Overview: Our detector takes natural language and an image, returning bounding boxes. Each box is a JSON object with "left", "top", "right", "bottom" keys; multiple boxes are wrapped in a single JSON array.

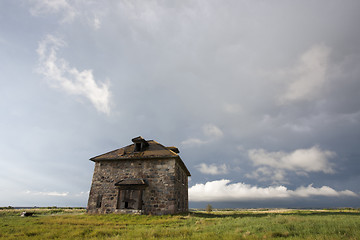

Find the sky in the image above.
[{"left": 1, "top": 0, "right": 360, "bottom": 208}]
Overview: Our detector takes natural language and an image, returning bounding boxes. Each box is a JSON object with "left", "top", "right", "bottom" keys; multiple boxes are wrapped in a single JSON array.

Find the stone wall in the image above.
[
  {"left": 174, "top": 159, "right": 189, "bottom": 212},
  {"left": 87, "top": 158, "right": 189, "bottom": 215}
]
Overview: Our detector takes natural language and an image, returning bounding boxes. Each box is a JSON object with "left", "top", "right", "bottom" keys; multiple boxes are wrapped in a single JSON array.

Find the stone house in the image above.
[{"left": 87, "top": 136, "right": 191, "bottom": 215}]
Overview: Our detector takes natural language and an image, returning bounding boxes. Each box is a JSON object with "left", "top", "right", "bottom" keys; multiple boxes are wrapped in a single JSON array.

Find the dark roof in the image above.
[{"left": 90, "top": 137, "right": 191, "bottom": 176}]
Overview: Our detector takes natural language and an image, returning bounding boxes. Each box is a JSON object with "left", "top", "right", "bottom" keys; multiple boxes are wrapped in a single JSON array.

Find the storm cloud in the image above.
[{"left": 0, "top": 0, "right": 360, "bottom": 207}]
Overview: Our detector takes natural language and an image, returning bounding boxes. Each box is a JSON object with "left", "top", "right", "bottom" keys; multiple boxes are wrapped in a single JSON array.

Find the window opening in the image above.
[
  {"left": 134, "top": 143, "right": 142, "bottom": 152},
  {"left": 96, "top": 195, "right": 102, "bottom": 208},
  {"left": 132, "top": 136, "right": 149, "bottom": 152}
]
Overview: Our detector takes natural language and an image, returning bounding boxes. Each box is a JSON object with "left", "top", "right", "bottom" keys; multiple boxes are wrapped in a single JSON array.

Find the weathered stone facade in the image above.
[{"left": 87, "top": 137, "right": 190, "bottom": 215}]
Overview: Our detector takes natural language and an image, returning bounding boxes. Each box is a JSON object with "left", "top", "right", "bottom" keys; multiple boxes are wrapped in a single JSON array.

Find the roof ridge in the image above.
[{"left": 90, "top": 139, "right": 178, "bottom": 161}]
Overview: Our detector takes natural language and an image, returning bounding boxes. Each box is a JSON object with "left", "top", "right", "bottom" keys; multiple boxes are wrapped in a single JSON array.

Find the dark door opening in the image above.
[{"left": 117, "top": 189, "right": 143, "bottom": 210}]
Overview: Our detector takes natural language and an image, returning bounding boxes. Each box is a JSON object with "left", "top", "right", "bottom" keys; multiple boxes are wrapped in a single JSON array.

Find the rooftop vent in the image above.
[{"left": 132, "top": 136, "right": 149, "bottom": 152}]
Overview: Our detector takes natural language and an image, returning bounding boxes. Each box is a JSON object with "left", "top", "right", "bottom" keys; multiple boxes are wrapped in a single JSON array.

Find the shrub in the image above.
[{"left": 206, "top": 204, "right": 212, "bottom": 213}]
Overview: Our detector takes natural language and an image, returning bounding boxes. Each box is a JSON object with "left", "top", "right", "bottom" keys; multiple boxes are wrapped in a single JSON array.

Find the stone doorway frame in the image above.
[{"left": 115, "top": 179, "right": 148, "bottom": 210}]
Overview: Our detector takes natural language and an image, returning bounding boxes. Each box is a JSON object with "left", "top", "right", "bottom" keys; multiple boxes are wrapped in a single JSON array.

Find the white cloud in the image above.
[
  {"left": 181, "top": 138, "right": 207, "bottom": 146},
  {"left": 293, "top": 185, "right": 356, "bottom": 198},
  {"left": 74, "top": 191, "right": 89, "bottom": 197},
  {"left": 196, "top": 163, "right": 228, "bottom": 175},
  {"left": 245, "top": 167, "right": 287, "bottom": 183},
  {"left": 93, "top": 16, "right": 101, "bottom": 30},
  {"left": 279, "top": 44, "right": 330, "bottom": 103},
  {"left": 181, "top": 123, "right": 223, "bottom": 147},
  {"left": 189, "top": 179, "right": 357, "bottom": 202},
  {"left": 29, "top": 0, "right": 77, "bottom": 23},
  {"left": 25, "top": 190, "right": 69, "bottom": 197},
  {"left": 223, "top": 103, "right": 243, "bottom": 114},
  {"left": 248, "top": 146, "right": 335, "bottom": 175},
  {"left": 36, "top": 34, "right": 111, "bottom": 115},
  {"left": 202, "top": 123, "right": 224, "bottom": 138},
  {"left": 283, "top": 123, "right": 311, "bottom": 133}
]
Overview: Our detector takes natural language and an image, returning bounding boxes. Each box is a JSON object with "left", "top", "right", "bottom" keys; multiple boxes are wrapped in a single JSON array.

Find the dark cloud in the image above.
[{"left": 0, "top": 0, "right": 360, "bottom": 207}]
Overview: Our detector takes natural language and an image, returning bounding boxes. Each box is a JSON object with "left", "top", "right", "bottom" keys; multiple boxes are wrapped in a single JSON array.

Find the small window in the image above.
[
  {"left": 96, "top": 195, "right": 102, "bottom": 208},
  {"left": 134, "top": 143, "right": 142, "bottom": 152}
]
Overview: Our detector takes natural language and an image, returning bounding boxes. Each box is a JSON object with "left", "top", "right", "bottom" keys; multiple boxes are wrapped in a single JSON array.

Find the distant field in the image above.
[{"left": 1, "top": 208, "right": 360, "bottom": 239}]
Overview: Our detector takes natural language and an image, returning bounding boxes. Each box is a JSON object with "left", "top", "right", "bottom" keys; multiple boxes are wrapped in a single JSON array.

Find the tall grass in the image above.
[{"left": 1, "top": 208, "right": 359, "bottom": 239}]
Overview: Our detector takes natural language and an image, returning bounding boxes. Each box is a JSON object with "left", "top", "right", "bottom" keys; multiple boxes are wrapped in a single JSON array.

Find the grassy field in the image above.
[{"left": 0, "top": 208, "right": 360, "bottom": 239}]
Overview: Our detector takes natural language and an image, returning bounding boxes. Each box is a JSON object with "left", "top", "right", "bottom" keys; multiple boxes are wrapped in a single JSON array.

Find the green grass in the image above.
[{"left": 1, "top": 208, "right": 360, "bottom": 239}]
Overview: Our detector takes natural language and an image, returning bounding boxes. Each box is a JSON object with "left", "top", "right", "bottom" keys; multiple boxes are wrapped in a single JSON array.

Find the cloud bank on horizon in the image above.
[
  {"left": 189, "top": 179, "right": 357, "bottom": 202},
  {"left": 0, "top": 0, "right": 360, "bottom": 207}
]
